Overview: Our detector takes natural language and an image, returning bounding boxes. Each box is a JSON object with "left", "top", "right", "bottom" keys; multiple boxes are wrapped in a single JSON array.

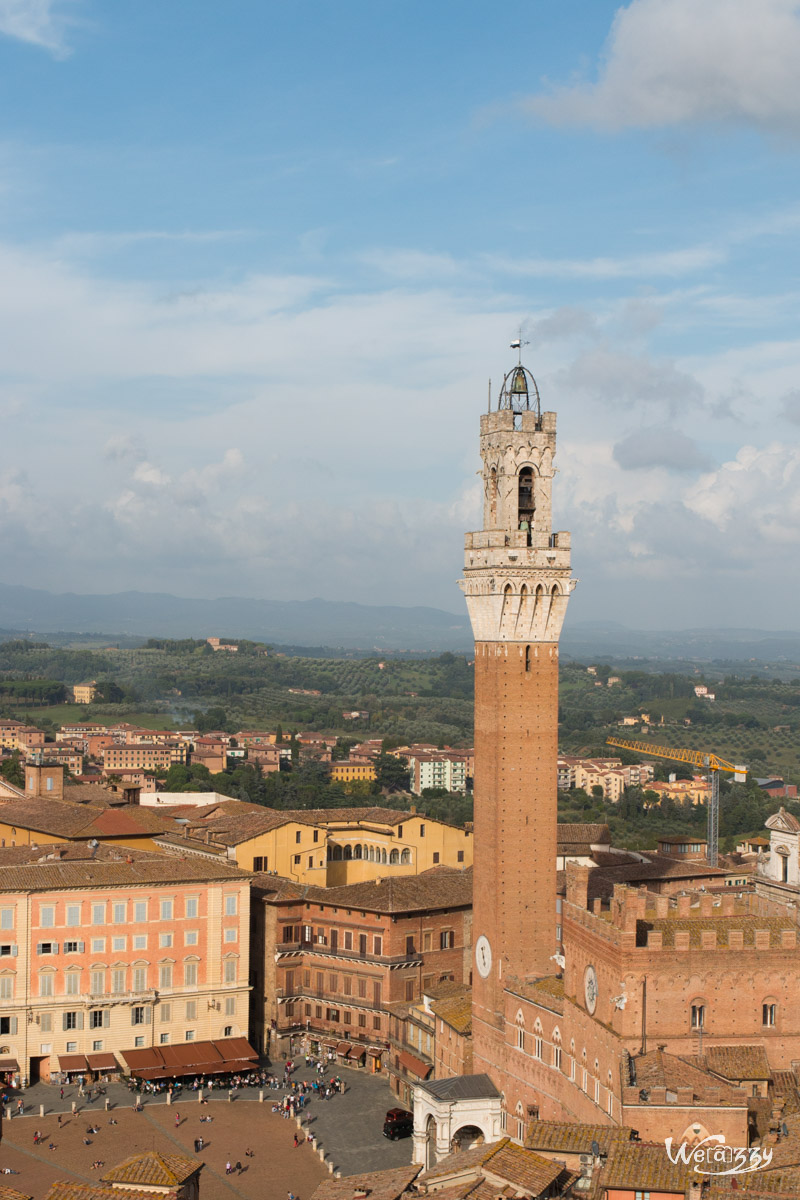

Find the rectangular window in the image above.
[
  {"left": 372, "top": 1015, "right": 381, "bottom": 1030},
  {"left": 92, "top": 1039, "right": 103, "bottom": 1051},
  {"left": 308, "top": 855, "right": 313, "bottom": 868},
  {"left": 112, "top": 902, "right": 126, "bottom": 924},
  {"left": 763, "top": 1003, "right": 776, "bottom": 1026},
  {"left": 160, "top": 1002, "right": 171, "bottom": 1022},
  {"left": 132, "top": 967, "right": 146, "bottom": 991},
  {"left": 343, "top": 975, "right": 351, "bottom": 995},
  {"left": 40, "top": 906, "right": 55, "bottom": 928},
  {"left": 112, "top": 936, "right": 126, "bottom": 952},
  {"left": 160, "top": 900, "right": 173, "bottom": 921},
  {"left": 691, "top": 1004, "right": 705, "bottom": 1029},
  {"left": 185, "top": 931, "right": 198, "bottom": 947},
  {"left": 91, "top": 938, "right": 105, "bottom": 954},
  {"left": 185, "top": 1029, "right": 195, "bottom": 1042},
  {"left": 295, "top": 830, "right": 301, "bottom": 844},
  {"left": 344, "top": 1010, "right": 351, "bottom": 1024},
  {"left": 419, "top": 824, "right": 425, "bottom": 838},
  {"left": 433, "top": 852, "right": 440, "bottom": 864},
  {"left": 405, "top": 981, "right": 415, "bottom": 1002},
  {"left": 344, "top": 931, "right": 352, "bottom": 951},
  {"left": 132, "top": 1007, "right": 145, "bottom": 1025},
  {"left": 90, "top": 970, "right": 105, "bottom": 994},
  {"left": 64, "top": 940, "right": 80, "bottom": 954},
  {"left": 40, "top": 1012, "right": 52, "bottom": 1033},
  {"left": 359, "top": 934, "right": 367, "bottom": 956},
  {"left": 159, "top": 964, "right": 173, "bottom": 989},
  {"left": 159, "top": 933, "right": 173, "bottom": 948},
  {"left": 92, "top": 904, "right": 105, "bottom": 925},
  {"left": 225, "top": 895, "right": 237, "bottom": 916},
  {"left": 225, "top": 996, "right": 235, "bottom": 1016},
  {"left": 405, "top": 935, "right": 415, "bottom": 955},
  {"left": 184, "top": 962, "right": 198, "bottom": 987},
  {"left": 358, "top": 978, "right": 366, "bottom": 998},
  {"left": 133, "top": 935, "right": 147, "bottom": 951},
  {"left": 224, "top": 928, "right": 237, "bottom": 943},
  {"left": 90, "top": 1010, "right": 105, "bottom": 1029},
  {"left": 134, "top": 1036, "right": 144, "bottom": 1048},
  {"left": 0, "top": 977, "right": 12, "bottom": 1000},
  {"left": 186, "top": 897, "right": 198, "bottom": 918},
  {"left": 224, "top": 960, "right": 236, "bottom": 983},
  {"left": 65, "top": 1040, "right": 77, "bottom": 1053},
  {"left": 0, "top": 909, "right": 13, "bottom": 930},
  {"left": 39, "top": 974, "right": 53, "bottom": 997},
  {"left": 457, "top": 850, "right": 464, "bottom": 863},
  {"left": 358, "top": 1013, "right": 366, "bottom": 1028},
  {"left": 134, "top": 901, "right": 147, "bottom": 923},
  {"left": 252, "top": 856, "right": 264, "bottom": 871},
  {"left": 373, "top": 936, "right": 382, "bottom": 956},
  {"left": 64, "top": 1011, "right": 78, "bottom": 1030},
  {"left": 439, "top": 930, "right": 454, "bottom": 949},
  {"left": 66, "top": 973, "right": 80, "bottom": 995},
  {"left": 423, "top": 932, "right": 432, "bottom": 952},
  {"left": 186, "top": 1000, "right": 196, "bottom": 1019},
  {"left": 293, "top": 855, "right": 300, "bottom": 865},
  {"left": 66, "top": 905, "right": 80, "bottom": 926},
  {"left": 112, "top": 968, "right": 125, "bottom": 993}
]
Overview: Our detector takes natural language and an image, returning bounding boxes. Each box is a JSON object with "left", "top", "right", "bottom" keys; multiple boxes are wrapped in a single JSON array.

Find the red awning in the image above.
[
  {"left": 397, "top": 1051, "right": 431, "bottom": 1079},
  {"left": 58, "top": 1054, "right": 89, "bottom": 1072},
  {"left": 214, "top": 1036, "right": 257, "bottom": 1062},
  {"left": 87, "top": 1053, "right": 118, "bottom": 1071},
  {"left": 0, "top": 1057, "right": 19, "bottom": 1072},
  {"left": 346, "top": 1045, "right": 366, "bottom": 1060},
  {"left": 120, "top": 1047, "right": 161, "bottom": 1071},
  {"left": 367, "top": 1049, "right": 382, "bottom": 1058},
  {"left": 336, "top": 1041, "right": 351, "bottom": 1056}
]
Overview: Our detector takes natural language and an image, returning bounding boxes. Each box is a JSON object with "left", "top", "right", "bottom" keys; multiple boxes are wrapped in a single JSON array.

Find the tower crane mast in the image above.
[{"left": 606, "top": 736, "right": 747, "bottom": 868}]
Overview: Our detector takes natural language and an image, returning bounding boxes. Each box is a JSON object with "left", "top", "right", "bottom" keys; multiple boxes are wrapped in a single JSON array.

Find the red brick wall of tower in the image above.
[{"left": 472, "top": 638, "right": 559, "bottom": 1077}]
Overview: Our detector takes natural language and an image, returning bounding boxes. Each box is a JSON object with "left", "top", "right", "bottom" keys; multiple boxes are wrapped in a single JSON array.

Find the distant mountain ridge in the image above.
[{"left": 1, "top": 581, "right": 800, "bottom": 660}]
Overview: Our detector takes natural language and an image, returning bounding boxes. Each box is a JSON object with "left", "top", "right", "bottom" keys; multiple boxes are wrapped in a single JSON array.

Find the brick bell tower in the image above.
[{"left": 460, "top": 352, "right": 576, "bottom": 1077}]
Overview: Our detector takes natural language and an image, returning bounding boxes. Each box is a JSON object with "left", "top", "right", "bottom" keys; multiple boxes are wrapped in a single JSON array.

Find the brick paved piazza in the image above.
[{"left": 0, "top": 1067, "right": 414, "bottom": 1197}]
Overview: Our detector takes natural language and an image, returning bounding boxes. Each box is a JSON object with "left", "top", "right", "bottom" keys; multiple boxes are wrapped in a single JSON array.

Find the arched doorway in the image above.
[
  {"left": 451, "top": 1124, "right": 484, "bottom": 1153},
  {"left": 425, "top": 1114, "right": 437, "bottom": 1169}
]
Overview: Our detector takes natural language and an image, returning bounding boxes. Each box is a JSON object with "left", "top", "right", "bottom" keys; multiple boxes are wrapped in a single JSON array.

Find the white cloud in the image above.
[
  {"left": 0, "top": 0, "right": 75, "bottom": 55},
  {"left": 487, "top": 244, "right": 725, "bottom": 279},
  {"left": 523, "top": 0, "right": 800, "bottom": 134}
]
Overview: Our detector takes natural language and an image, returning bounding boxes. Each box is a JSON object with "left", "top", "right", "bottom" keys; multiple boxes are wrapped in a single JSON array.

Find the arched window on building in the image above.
[
  {"left": 389, "top": 849, "right": 399, "bottom": 864},
  {"left": 533, "top": 1018, "right": 543, "bottom": 1061},
  {"left": 690, "top": 999, "right": 705, "bottom": 1029},
  {"left": 552, "top": 1027, "right": 562, "bottom": 1071},
  {"left": 569, "top": 1039, "right": 576, "bottom": 1081},
  {"left": 500, "top": 1092, "right": 507, "bottom": 1133},
  {"left": 515, "top": 1010, "right": 525, "bottom": 1052},
  {"left": 607, "top": 1071, "right": 614, "bottom": 1117},
  {"left": 762, "top": 998, "right": 778, "bottom": 1027},
  {"left": 515, "top": 1101, "right": 525, "bottom": 1143},
  {"left": 400, "top": 849, "right": 411, "bottom": 865}
]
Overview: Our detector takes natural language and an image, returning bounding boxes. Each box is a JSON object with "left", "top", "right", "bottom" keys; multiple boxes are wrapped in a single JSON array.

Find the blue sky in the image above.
[{"left": 3, "top": 0, "right": 800, "bottom": 631}]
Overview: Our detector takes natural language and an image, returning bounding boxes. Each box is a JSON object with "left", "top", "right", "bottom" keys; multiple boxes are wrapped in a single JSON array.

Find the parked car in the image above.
[{"left": 383, "top": 1107, "right": 413, "bottom": 1140}]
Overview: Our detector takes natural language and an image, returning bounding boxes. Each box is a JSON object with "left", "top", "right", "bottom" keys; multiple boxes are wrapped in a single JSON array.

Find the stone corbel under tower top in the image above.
[{"left": 459, "top": 360, "right": 577, "bottom": 644}]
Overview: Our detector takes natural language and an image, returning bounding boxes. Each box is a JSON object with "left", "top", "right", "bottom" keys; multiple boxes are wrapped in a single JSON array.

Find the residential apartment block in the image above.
[
  {"left": 0, "top": 844, "right": 252, "bottom": 1086},
  {"left": 251, "top": 867, "right": 472, "bottom": 1064}
]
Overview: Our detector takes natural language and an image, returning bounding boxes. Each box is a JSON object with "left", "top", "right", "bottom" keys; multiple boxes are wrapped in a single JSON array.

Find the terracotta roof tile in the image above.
[
  {"left": 430, "top": 986, "right": 472, "bottom": 1034},
  {"left": 308, "top": 1163, "right": 421, "bottom": 1200},
  {"left": 44, "top": 1186, "right": 177, "bottom": 1200},
  {"left": 694, "top": 1045, "right": 771, "bottom": 1081},
  {"left": 101, "top": 1150, "right": 199, "bottom": 1187},
  {"left": 417, "top": 1142, "right": 498, "bottom": 1182},
  {"left": 0, "top": 855, "right": 249, "bottom": 892},
  {"left": 600, "top": 1143, "right": 695, "bottom": 1192},
  {"left": 480, "top": 1140, "right": 567, "bottom": 1193},
  {"left": 628, "top": 1049, "right": 745, "bottom": 1105},
  {"left": 524, "top": 1120, "right": 635, "bottom": 1154},
  {"left": 0, "top": 1186, "right": 33, "bottom": 1200}
]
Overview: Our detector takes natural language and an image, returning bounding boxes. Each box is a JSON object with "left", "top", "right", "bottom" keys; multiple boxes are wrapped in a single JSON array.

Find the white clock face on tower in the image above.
[
  {"left": 584, "top": 964, "right": 598, "bottom": 1015},
  {"left": 475, "top": 935, "right": 492, "bottom": 979}
]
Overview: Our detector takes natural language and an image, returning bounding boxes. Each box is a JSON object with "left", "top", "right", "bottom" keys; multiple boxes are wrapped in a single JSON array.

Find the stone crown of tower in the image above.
[{"left": 459, "top": 354, "right": 577, "bottom": 644}]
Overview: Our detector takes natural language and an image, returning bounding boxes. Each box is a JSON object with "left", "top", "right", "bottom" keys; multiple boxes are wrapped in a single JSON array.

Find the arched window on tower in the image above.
[
  {"left": 489, "top": 466, "right": 498, "bottom": 526},
  {"left": 518, "top": 467, "right": 534, "bottom": 544},
  {"left": 525, "top": 645, "right": 531, "bottom": 673}
]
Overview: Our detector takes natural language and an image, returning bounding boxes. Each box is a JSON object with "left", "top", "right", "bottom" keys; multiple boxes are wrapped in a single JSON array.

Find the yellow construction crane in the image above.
[{"left": 606, "top": 737, "right": 747, "bottom": 867}]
